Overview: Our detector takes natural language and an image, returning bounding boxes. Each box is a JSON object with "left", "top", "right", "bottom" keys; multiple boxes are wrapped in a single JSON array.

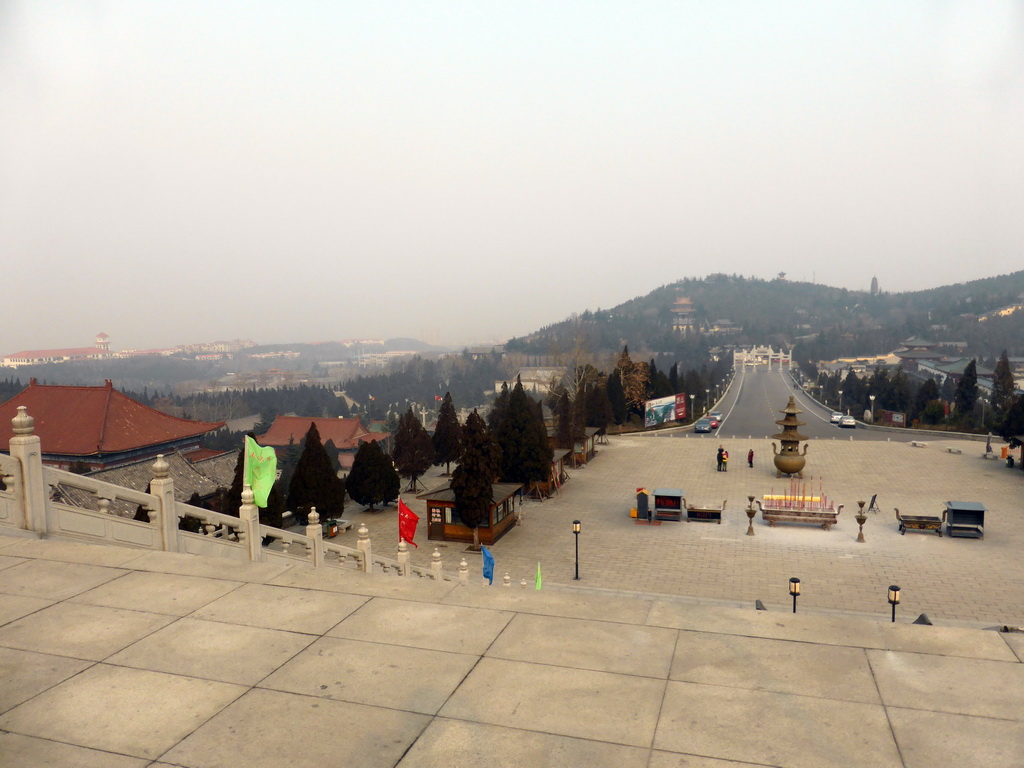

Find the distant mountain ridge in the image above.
[{"left": 506, "top": 271, "right": 1024, "bottom": 364}]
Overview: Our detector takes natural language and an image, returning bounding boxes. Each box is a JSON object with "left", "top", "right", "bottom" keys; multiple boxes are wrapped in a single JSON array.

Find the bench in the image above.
[
  {"left": 895, "top": 508, "right": 944, "bottom": 536},
  {"left": 946, "top": 447, "right": 962, "bottom": 454},
  {"left": 760, "top": 505, "right": 842, "bottom": 531},
  {"left": 981, "top": 452, "right": 999, "bottom": 460},
  {"left": 910, "top": 441, "right": 928, "bottom": 448}
]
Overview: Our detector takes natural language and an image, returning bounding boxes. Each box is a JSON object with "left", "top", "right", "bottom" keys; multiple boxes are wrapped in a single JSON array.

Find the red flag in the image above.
[
  {"left": 434, "top": 395, "right": 442, "bottom": 401},
  {"left": 398, "top": 498, "right": 419, "bottom": 547}
]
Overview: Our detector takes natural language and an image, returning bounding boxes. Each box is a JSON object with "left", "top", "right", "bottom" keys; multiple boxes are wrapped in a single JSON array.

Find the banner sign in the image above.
[{"left": 644, "top": 393, "right": 688, "bottom": 427}]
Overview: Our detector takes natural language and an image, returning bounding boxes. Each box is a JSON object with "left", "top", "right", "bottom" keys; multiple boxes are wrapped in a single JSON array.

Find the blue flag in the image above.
[{"left": 481, "top": 546, "right": 494, "bottom": 585}]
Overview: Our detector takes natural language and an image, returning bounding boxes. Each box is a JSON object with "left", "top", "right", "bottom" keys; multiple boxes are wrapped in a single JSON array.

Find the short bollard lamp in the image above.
[
  {"left": 572, "top": 520, "right": 581, "bottom": 580},
  {"left": 888, "top": 585, "right": 901, "bottom": 623},
  {"left": 789, "top": 577, "right": 801, "bottom": 613}
]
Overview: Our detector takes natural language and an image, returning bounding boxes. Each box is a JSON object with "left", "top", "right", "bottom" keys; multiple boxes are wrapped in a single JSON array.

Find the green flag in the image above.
[
  {"left": 244, "top": 435, "right": 277, "bottom": 508},
  {"left": 535, "top": 562, "right": 542, "bottom": 590}
]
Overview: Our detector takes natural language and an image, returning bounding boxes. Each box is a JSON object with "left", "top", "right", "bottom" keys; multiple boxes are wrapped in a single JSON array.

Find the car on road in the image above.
[
  {"left": 829, "top": 411, "right": 843, "bottom": 423},
  {"left": 709, "top": 411, "right": 723, "bottom": 422},
  {"left": 694, "top": 418, "right": 712, "bottom": 433},
  {"left": 708, "top": 417, "right": 720, "bottom": 428},
  {"left": 839, "top": 415, "right": 856, "bottom": 428}
]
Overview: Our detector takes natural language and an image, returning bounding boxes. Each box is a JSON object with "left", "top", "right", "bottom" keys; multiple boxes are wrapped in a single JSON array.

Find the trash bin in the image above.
[
  {"left": 324, "top": 520, "right": 339, "bottom": 538},
  {"left": 1007, "top": 457, "right": 1015, "bottom": 469}
]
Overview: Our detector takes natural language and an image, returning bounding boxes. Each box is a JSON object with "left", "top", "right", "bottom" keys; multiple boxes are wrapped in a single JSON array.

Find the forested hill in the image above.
[{"left": 505, "top": 271, "right": 1024, "bottom": 365}]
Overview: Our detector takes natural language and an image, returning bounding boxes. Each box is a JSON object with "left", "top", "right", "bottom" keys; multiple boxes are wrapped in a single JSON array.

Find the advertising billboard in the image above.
[{"left": 644, "top": 393, "right": 688, "bottom": 428}]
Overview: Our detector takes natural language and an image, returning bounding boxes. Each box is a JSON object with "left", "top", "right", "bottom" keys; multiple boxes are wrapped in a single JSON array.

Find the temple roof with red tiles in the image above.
[
  {"left": 258, "top": 415, "right": 387, "bottom": 451},
  {"left": 0, "top": 380, "right": 223, "bottom": 457}
]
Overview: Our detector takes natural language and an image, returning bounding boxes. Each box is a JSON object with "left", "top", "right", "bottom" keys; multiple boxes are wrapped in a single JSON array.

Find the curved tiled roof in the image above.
[
  {"left": 258, "top": 415, "right": 386, "bottom": 451},
  {"left": 0, "top": 380, "right": 223, "bottom": 456}
]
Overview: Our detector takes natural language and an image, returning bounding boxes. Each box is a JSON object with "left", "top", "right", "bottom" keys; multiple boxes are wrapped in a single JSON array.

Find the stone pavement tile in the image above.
[
  {"left": 868, "top": 650, "right": 1024, "bottom": 720},
  {"left": 125, "top": 550, "right": 292, "bottom": 582},
  {"left": 0, "top": 664, "right": 245, "bottom": 760},
  {"left": 648, "top": 752, "right": 777, "bottom": 768},
  {"left": 647, "top": 602, "right": 886, "bottom": 649},
  {"left": 191, "top": 582, "right": 368, "bottom": 634},
  {"left": 328, "top": 597, "right": 513, "bottom": 654},
  {"left": 880, "top": 622, "right": 1020, "bottom": 661},
  {"left": 888, "top": 707, "right": 1024, "bottom": 768},
  {"left": 162, "top": 688, "right": 430, "bottom": 768},
  {"left": 69, "top": 571, "right": 244, "bottom": 616},
  {"left": 0, "top": 646, "right": 92, "bottom": 714},
  {"left": 670, "top": 631, "right": 880, "bottom": 704},
  {"left": 0, "top": 559, "right": 127, "bottom": 600},
  {"left": 0, "top": 537, "right": 149, "bottom": 567},
  {"left": 268, "top": 565, "right": 458, "bottom": 601},
  {"left": 654, "top": 681, "right": 902, "bottom": 768},
  {"left": 395, "top": 718, "right": 651, "bottom": 768},
  {"left": 0, "top": 534, "right": 21, "bottom": 549},
  {"left": 0, "top": 731, "right": 149, "bottom": 767},
  {"left": 439, "top": 657, "right": 665, "bottom": 748},
  {"left": 0, "top": 593, "right": 52, "bottom": 625},
  {"left": 998, "top": 631, "right": 1024, "bottom": 663},
  {"left": 443, "top": 586, "right": 653, "bottom": 625},
  {"left": 260, "top": 636, "right": 477, "bottom": 715},
  {"left": 485, "top": 613, "right": 677, "bottom": 678},
  {"left": 0, "top": 553, "right": 28, "bottom": 571},
  {"left": 107, "top": 618, "right": 314, "bottom": 686},
  {"left": 0, "top": 602, "right": 174, "bottom": 660}
]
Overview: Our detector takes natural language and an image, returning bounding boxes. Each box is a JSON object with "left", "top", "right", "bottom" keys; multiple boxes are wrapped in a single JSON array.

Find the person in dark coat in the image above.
[
  {"left": 716, "top": 446, "right": 724, "bottom": 471},
  {"left": 747, "top": 448, "right": 754, "bottom": 468}
]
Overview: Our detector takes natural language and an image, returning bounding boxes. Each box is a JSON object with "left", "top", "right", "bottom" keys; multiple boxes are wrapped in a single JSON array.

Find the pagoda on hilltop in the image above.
[{"left": 771, "top": 395, "right": 809, "bottom": 478}]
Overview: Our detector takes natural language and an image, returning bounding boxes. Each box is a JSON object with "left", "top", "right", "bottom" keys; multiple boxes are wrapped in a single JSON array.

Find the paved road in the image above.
[{"left": 671, "top": 365, "right": 960, "bottom": 444}]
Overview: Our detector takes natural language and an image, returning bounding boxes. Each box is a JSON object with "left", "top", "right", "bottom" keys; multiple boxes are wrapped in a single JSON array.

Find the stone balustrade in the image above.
[{"left": 0, "top": 406, "right": 456, "bottom": 581}]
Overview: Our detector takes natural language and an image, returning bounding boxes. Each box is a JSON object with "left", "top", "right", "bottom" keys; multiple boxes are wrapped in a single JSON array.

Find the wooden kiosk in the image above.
[{"left": 419, "top": 482, "right": 523, "bottom": 545}]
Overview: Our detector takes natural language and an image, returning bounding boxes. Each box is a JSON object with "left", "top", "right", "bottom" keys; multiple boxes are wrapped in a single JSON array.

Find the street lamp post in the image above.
[
  {"left": 868, "top": 394, "right": 875, "bottom": 422},
  {"left": 689, "top": 393, "right": 695, "bottom": 420},
  {"left": 572, "top": 520, "right": 581, "bottom": 580},
  {"left": 888, "top": 585, "right": 900, "bottom": 622},
  {"left": 838, "top": 389, "right": 844, "bottom": 413},
  {"left": 789, "top": 578, "right": 801, "bottom": 613},
  {"left": 705, "top": 388, "right": 710, "bottom": 412}
]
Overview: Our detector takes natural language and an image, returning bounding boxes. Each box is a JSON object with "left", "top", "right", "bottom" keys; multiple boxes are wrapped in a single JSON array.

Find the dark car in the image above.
[{"left": 695, "top": 418, "right": 712, "bottom": 433}]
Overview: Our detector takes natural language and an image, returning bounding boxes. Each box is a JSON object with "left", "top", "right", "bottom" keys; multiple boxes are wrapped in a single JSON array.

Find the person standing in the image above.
[
  {"left": 747, "top": 448, "right": 754, "bottom": 468},
  {"left": 716, "top": 446, "right": 724, "bottom": 472},
  {"left": 722, "top": 449, "right": 729, "bottom": 471}
]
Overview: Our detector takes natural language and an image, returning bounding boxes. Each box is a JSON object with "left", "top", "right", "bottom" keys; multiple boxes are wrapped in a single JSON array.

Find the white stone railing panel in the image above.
[
  {"left": 48, "top": 501, "right": 159, "bottom": 549},
  {"left": 260, "top": 526, "right": 316, "bottom": 565},
  {"left": 322, "top": 541, "right": 365, "bottom": 571},
  {"left": 0, "top": 489, "right": 19, "bottom": 528},
  {"left": 43, "top": 466, "right": 158, "bottom": 509},
  {"left": 177, "top": 529, "right": 245, "bottom": 559}
]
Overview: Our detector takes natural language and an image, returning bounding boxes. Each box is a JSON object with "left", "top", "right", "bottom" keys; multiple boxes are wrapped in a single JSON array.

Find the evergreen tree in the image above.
[
  {"left": 992, "top": 350, "right": 1015, "bottom": 414},
  {"left": 451, "top": 410, "right": 501, "bottom": 551},
  {"left": 584, "top": 379, "right": 613, "bottom": 434},
  {"left": 954, "top": 360, "right": 979, "bottom": 419},
  {"left": 999, "top": 394, "right": 1024, "bottom": 444},
  {"left": 497, "top": 379, "right": 553, "bottom": 493},
  {"left": 668, "top": 362, "right": 679, "bottom": 394},
  {"left": 322, "top": 439, "right": 341, "bottom": 474},
  {"left": 346, "top": 439, "right": 400, "bottom": 509},
  {"left": 487, "top": 382, "right": 510, "bottom": 432},
  {"left": 914, "top": 378, "right": 940, "bottom": 420},
  {"left": 555, "top": 390, "right": 572, "bottom": 448},
  {"left": 392, "top": 407, "right": 435, "bottom": 492},
  {"left": 287, "top": 423, "right": 346, "bottom": 524},
  {"left": 606, "top": 369, "right": 627, "bottom": 425},
  {"left": 432, "top": 392, "right": 463, "bottom": 474}
]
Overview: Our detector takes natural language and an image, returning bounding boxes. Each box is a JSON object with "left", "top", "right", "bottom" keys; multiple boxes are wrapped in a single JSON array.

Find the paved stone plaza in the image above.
[
  {"left": 353, "top": 432, "right": 1024, "bottom": 627},
  {"left": 2, "top": 533, "right": 1024, "bottom": 767}
]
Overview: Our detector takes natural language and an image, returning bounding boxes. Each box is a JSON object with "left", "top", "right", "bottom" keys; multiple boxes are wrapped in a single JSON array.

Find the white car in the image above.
[
  {"left": 839, "top": 415, "right": 856, "bottom": 428},
  {"left": 829, "top": 411, "right": 843, "bottom": 423}
]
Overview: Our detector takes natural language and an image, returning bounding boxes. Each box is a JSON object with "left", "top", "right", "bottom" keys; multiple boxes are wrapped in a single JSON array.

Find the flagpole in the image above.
[{"left": 242, "top": 433, "right": 249, "bottom": 494}]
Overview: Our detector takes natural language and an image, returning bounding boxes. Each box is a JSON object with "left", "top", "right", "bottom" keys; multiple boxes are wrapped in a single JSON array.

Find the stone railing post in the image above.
[
  {"left": 304, "top": 507, "right": 323, "bottom": 567},
  {"left": 356, "top": 524, "right": 372, "bottom": 573},
  {"left": 8, "top": 407, "right": 48, "bottom": 535},
  {"left": 239, "top": 485, "right": 263, "bottom": 562},
  {"left": 502, "top": 573, "right": 511, "bottom": 587},
  {"left": 149, "top": 454, "right": 178, "bottom": 552},
  {"left": 431, "top": 548, "right": 443, "bottom": 580},
  {"left": 458, "top": 558, "right": 468, "bottom": 584},
  {"left": 397, "top": 539, "right": 410, "bottom": 576}
]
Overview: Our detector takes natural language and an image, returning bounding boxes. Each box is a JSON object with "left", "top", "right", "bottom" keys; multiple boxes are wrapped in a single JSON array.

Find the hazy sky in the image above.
[{"left": 2, "top": 2, "right": 1023, "bottom": 352}]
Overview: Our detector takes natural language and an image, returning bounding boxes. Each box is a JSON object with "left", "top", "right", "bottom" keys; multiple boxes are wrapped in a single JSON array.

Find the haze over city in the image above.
[{"left": 3, "top": 1, "right": 1023, "bottom": 352}]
